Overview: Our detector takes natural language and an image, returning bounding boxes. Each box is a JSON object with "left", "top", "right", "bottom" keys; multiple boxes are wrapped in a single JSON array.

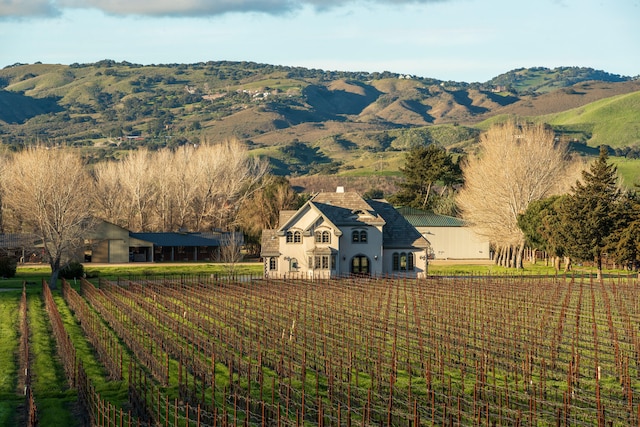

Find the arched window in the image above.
[
  {"left": 315, "top": 230, "right": 331, "bottom": 243},
  {"left": 400, "top": 252, "right": 407, "bottom": 270},
  {"left": 407, "top": 252, "right": 415, "bottom": 271},
  {"left": 287, "top": 230, "right": 302, "bottom": 244},
  {"left": 392, "top": 253, "right": 400, "bottom": 271}
]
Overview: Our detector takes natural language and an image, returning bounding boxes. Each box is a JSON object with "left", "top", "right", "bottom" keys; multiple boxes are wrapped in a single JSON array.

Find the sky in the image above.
[{"left": 0, "top": 0, "right": 638, "bottom": 83}]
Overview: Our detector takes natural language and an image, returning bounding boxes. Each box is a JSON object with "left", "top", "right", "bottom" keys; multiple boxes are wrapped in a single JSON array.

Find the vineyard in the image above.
[{"left": 6, "top": 273, "right": 640, "bottom": 426}]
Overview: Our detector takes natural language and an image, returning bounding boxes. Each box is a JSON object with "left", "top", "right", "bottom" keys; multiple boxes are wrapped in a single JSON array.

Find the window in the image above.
[
  {"left": 392, "top": 252, "right": 415, "bottom": 271},
  {"left": 269, "top": 257, "right": 277, "bottom": 270},
  {"left": 351, "top": 256, "right": 370, "bottom": 275},
  {"left": 290, "top": 258, "right": 298, "bottom": 270},
  {"left": 315, "top": 230, "right": 331, "bottom": 244},
  {"left": 352, "top": 230, "right": 367, "bottom": 243},
  {"left": 286, "top": 230, "right": 302, "bottom": 244},
  {"left": 313, "top": 255, "right": 332, "bottom": 270}
]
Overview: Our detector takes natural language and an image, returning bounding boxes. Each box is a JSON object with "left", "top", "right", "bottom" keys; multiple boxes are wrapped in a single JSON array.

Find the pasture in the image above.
[{"left": 1, "top": 268, "right": 639, "bottom": 426}]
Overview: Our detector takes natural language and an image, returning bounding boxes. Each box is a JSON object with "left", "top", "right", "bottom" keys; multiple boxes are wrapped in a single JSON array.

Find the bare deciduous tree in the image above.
[
  {"left": 2, "top": 147, "right": 95, "bottom": 287},
  {"left": 456, "top": 121, "right": 580, "bottom": 268},
  {"left": 92, "top": 139, "right": 268, "bottom": 233}
]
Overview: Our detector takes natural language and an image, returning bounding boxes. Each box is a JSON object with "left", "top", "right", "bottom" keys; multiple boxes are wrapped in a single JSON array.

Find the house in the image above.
[
  {"left": 261, "top": 188, "right": 430, "bottom": 279},
  {"left": 85, "top": 220, "right": 240, "bottom": 263},
  {"left": 396, "top": 207, "right": 491, "bottom": 260}
]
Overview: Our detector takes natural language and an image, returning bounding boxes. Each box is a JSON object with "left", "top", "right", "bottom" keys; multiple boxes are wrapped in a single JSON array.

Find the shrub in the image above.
[
  {"left": 60, "top": 261, "right": 84, "bottom": 279},
  {"left": 0, "top": 256, "right": 17, "bottom": 278}
]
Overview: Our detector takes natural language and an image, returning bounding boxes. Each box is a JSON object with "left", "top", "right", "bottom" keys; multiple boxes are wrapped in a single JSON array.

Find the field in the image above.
[{"left": 1, "top": 271, "right": 640, "bottom": 426}]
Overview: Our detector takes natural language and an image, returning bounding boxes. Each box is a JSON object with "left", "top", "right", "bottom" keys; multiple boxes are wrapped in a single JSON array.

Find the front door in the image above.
[{"left": 351, "top": 255, "right": 370, "bottom": 275}]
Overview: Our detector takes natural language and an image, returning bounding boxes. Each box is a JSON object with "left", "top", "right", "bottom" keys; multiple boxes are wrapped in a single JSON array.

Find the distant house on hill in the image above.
[
  {"left": 261, "top": 187, "right": 430, "bottom": 279},
  {"left": 396, "top": 207, "right": 491, "bottom": 260}
]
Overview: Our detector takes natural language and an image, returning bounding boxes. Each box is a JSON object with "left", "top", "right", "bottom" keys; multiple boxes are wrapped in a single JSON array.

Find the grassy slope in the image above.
[
  {"left": 612, "top": 157, "right": 640, "bottom": 188},
  {"left": 544, "top": 91, "right": 640, "bottom": 148}
]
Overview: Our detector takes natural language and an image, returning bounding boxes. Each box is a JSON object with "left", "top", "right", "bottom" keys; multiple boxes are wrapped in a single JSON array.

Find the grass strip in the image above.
[
  {"left": 0, "top": 290, "right": 20, "bottom": 427},
  {"left": 27, "top": 290, "right": 79, "bottom": 427}
]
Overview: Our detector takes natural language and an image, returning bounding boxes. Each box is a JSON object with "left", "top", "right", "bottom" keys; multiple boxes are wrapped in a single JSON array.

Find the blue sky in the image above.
[{"left": 1, "top": 0, "right": 638, "bottom": 82}]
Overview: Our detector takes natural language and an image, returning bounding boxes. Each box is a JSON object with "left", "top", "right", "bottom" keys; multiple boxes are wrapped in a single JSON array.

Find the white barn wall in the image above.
[{"left": 420, "top": 226, "right": 490, "bottom": 260}]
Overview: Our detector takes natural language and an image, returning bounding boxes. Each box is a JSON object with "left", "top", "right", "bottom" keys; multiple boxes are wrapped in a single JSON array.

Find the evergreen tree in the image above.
[
  {"left": 605, "top": 191, "right": 640, "bottom": 272},
  {"left": 389, "top": 144, "right": 461, "bottom": 209},
  {"left": 518, "top": 195, "right": 570, "bottom": 271},
  {"left": 559, "top": 146, "right": 620, "bottom": 278}
]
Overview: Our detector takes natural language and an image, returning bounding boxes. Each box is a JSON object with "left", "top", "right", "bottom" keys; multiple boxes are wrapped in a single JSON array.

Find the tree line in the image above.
[
  {"left": 1, "top": 121, "right": 637, "bottom": 285},
  {"left": 0, "top": 139, "right": 302, "bottom": 285}
]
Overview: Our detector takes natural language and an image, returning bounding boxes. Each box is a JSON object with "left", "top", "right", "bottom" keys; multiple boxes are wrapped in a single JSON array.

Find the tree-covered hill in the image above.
[{"left": 0, "top": 60, "right": 638, "bottom": 176}]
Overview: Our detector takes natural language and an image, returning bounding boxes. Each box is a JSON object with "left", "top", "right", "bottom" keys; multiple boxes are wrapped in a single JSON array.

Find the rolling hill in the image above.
[{"left": 0, "top": 61, "right": 638, "bottom": 182}]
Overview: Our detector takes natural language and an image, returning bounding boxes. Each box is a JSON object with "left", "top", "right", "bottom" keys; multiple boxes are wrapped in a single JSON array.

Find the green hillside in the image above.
[
  {"left": 545, "top": 91, "right": 640, "bottom": 148},
  {"left": 0, "top": 61, "right": 638, "bottom": 177}
]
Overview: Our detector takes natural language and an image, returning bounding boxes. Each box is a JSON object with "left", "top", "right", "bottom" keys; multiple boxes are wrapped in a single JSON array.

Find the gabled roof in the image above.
[
  {"left": 367, "top": 200, "right": 430, "bottom": 249},
  {"left": 395, "top": 206, "right": 466, "bottom": 227},
  {"left": 263, "top": 191, "right": 429, "bottom": 254},
  {"left": 278, "top": 191, "right": 386, "bottom": 232},
  {"left": 129, "top": 232, "right": 221, "bottom": 247}
]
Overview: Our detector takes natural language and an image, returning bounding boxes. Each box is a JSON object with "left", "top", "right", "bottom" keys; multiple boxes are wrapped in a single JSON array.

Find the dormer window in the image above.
[
  {"left": 352, "top": 230, "right": 367, "bottom": 243},
  {"left": 315, "top": 230, "right": 331, "bottom": 244},
  {"left": 286, "top": 230, "right": 302, "bottom": 244}
]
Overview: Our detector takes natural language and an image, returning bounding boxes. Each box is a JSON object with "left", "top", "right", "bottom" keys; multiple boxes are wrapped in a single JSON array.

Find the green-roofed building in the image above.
[{"left": 396, "top": 207, "right": 491, "bottom": 260}]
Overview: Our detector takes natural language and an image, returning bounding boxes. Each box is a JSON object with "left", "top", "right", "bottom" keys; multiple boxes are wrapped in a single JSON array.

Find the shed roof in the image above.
[
  {"left": 260, "top": 229, "right": 280, "bottom": 257},
  {"left": 129, "top": 232, "right": 221, "bottom": 247},
  {"left": 395, "top": 207, "right": 466, "bottom": 227}
]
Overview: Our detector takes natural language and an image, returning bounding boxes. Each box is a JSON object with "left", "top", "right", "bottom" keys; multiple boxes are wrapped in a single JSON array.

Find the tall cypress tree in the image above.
[{"left": 559, "top": 146, "right": 620, "bottom": 278}]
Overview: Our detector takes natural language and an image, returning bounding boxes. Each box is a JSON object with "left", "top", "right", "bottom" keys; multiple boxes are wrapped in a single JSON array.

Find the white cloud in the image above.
[{"left": 1, "top": 0, "right": 449, "bottom": 18}]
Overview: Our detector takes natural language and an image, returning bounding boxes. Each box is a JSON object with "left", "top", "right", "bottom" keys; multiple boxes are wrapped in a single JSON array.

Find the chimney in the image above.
[{"left": 336, "top": 186, "right": 345, "bottom": 193}]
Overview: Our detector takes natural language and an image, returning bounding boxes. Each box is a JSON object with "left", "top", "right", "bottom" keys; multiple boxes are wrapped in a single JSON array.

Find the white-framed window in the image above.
[
  {"left": 286, "top": 230, "right": 302, "bottom": 244},
  {"left": 315, "top": 230, "right": 331, "bottom": 244},
  {"left": 269, "top": 257, "right": 277, "bottom": 270}
]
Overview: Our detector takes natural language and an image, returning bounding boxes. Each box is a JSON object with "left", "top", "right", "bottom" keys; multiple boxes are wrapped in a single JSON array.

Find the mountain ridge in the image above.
[{"left": 0, "top": 61, "right": 638, "bottom": 178}]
